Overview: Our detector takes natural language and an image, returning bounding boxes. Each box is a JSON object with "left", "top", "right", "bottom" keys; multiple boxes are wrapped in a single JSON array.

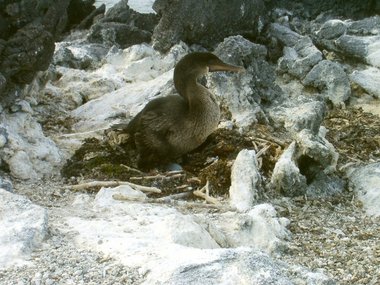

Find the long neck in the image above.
[{"left": 174, "top": 65, "right": 207, "bottom": 102}]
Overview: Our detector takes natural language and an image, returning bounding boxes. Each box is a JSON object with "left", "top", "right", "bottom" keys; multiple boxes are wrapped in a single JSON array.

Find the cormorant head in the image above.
[
  {"left": 175, "top": 52, "right": 244, "bottom": 77},
  {"left": 173, "top": 52, "right": 244, "bottom": 97}
]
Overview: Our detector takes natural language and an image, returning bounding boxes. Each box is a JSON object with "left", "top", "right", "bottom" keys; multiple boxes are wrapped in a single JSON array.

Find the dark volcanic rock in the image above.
[
  {"left": 87, "top": 0, "right": 159, "bottom": 48},
  {"left": 66, "top": 0, "right": 97, "bottom": 31},
  {"left": 152, "top": 0, "right": 267, "bottom": 52},
  {"left": 1, "top": 23, "right": 55, "bottom": 84},
  {"left": 302, "top": 60, "right": 351, "bottom": 106},
  {"left": 0, "top": 0, "right": 97, "bottom": 106},
  {"left": 88, "top": 22, "right": 152, "bottom": 48},
  {"left": 271, "top": 0, "right": 379, "bottom": 19},
  {"left": 277, "top": 36, "right": 322, "bottom": 79}
]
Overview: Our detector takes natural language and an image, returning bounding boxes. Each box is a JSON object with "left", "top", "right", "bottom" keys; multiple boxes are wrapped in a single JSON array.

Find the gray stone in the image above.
[
  {"left": 0, "top": 126, "right": 8, "bottom": 148},
  {"left": 271, "top": 129, "right": 338, "bottom": 197},
  {"left": 350, "top": 67, "right": 380, "bottom": 98},
  {"left": 88, "top": 22, "right": 152, "bottom": 48},
  {"left": 302, "top": 60, "right": 351, "bottom": 106},
  {"left": 0, "top": 73, "right": 6, "bottom": 93},
  {"left": 269, "top": 23, "right": 302, "bottom": 47},
  {"left": 278, "top": 36, "right": 323, "bottom": 79},
  {"left": 210, "top": 36, "right": 282, "bottom": 129},
  {"left": 213, "top": 204, "right": 290, "bottom": 252},
  {"left": 87, "top": 0, "right": 158, "bottom": 48},
  {"left": 0, "top": 0, "right": 91, "bottom": 106},
  {"left": 295, "top": 129, "right": 339, "bottom": 174},
  {"left": 336, "top": 35, "right": 373, "bottom": 59},
  {"left": 0, "top": 177, "right": 13, "bottom": 192},
  {"left": 0, "top": 189, "right": 48, "bottom": 269},
  {"left": 268, "top": 99, "right": 326, "bottom": 136},
  {"left": 152, "top": 0, "right": 267, "bottom": 52},
  {"left": 317, "top": 20, "right": 347, "bottom": 40},
  {"left": 0, "top": 111, "right": 62, "bottom": 181},
  {"left": 66, "top": 0, "right": 101, "bottom": 31},
  {"left": 53, "top": 43, "right": 109, "bottom": 70},
  {"left": 229, "top": 149, "right": 262, "bottom": 212},
  {"left": 335, "top": 35, "right": 380, "bottom": 67},
  {"left": 160, "top": 249, "right": 293, "bottom": 285},
  {"left": 306, "top": 172, "right": 345, "bottom": 198},
  {"left": 348, "top": 162, "right": 380, "bottom": 217},
  {"left": 271, "top": 142, "right": 307, "bottom": 197},
  {"left": 347, "top": 16, "right": 380, "bottom": 36}
]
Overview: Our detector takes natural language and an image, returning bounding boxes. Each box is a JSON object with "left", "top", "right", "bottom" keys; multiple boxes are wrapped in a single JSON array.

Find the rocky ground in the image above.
[{"left": 1, "top": 0, "right": 380, "bottom": 284}]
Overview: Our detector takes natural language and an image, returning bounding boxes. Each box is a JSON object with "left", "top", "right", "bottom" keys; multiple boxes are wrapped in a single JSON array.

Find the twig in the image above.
[
  {"left": 113, "top": 193, "right": 232, "bottom": 211},
  {"left": 66, "top": 180, "right": 161, "bottom": 193},
  {"left": 120, "top": 164, "right": 144, "bottom": 175},
  {"left": 253, "top": 136, "right": 286, "bottom": 147},
  {"left": 256, "top": 144, "right": 271, "bottom": 158},
  {"left": 130, "top": 173, "right": 185, "bottom": 181},
  {"left": 156, "top": 191, "right": 193, "bottom": 201},
  {"left": 193, "top": 181, "right": 221, "bottom": 205}
]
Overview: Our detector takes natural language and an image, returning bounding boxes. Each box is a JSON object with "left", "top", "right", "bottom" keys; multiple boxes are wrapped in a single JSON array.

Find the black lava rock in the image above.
[{"left": 152, "top": 0, "right": 267, "bottom": 52}]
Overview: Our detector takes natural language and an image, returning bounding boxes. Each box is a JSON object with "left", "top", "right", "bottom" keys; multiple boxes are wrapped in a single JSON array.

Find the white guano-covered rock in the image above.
[
  {"left": 0, "top": 111, "right": 62, "bottom": 180},
  {"left": 0, "top": 189, "right": 48, "bottom": 269},
  {"left": 350, "top": 67, "right": 380, "bottom": 98},
  {"left": 64, "top": 185, "right": 301, "bottom": 284},
  {"left": 271, "top": 129, "right": 339, "bottom": 197},
  {"left": 271, "top": 142, "right": 307, "bottom": 197},
  {"left": 348, "top": 162, "right": 380, "bottom": 217},
  {"left": 69, "top": 43, "right": 188, "bottom": 133},
  {"left": 302, "top": 60, "right": 351, "bottom": 106},
  {"left": 214, "top": 204, "right": 290, "bottom": 252},
  {"left": 229, "top": 149, "right": 262, "bottom": 212}
]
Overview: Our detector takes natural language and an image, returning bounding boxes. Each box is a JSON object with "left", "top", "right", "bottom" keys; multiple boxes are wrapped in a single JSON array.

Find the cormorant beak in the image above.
[{"left": 208, "top": 62, "right": 245, "bottom": 73}]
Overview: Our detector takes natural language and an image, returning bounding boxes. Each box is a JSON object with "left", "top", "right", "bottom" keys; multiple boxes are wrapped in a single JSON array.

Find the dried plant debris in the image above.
[
  {"left": 324, "top": 107, "right": 380, "bottom": 165},
  {"left": 275, "top": 191, "right": 380, "bottom": 285},
  {"left": 61, "top": 125, "right": 288, "bottom": 197}
]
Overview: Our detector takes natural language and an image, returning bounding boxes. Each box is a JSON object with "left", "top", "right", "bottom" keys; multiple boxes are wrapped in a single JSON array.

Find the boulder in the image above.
[
  {"left": 317, "top": 20, "right": 347, "bottom": 40},
  {"left": 69, "top": 43, "right": 188, "bottom": 133},
  {"left": 156, "top": 249, "right": 294, "bottom": 285},
  {"left": 268, "top": 98, "right": 326, "bottom": 136},
  {"left": 229, "top": 149, "right": 262, "bottom": 212},
  {"left": 65, "top": 185, "right": 332, "bottom": 284},
  {"left": 66, "top": 0, "right": 97, "bottom": 31},
  {"left": 278, "top": 36, "right": 323, "bottom": 79},
  {"left": 271, "top": 142, "right": 307, "bottom": 197},
  {"left": 0, "top": 111, "right": 62, "bottom": 180},
  {"left": 350, "top": 67, "right": 380, "bottom": 98},
  {"left": 335, "top": 35, "right": 380, "bottom": 68},
  {"left": 302, "top": 60, "right": 351, "bottom": 106},
  {"left": 0, "top": 177, "right": 13, "bottom": 193},
  {"left": 269, "top": 23, "right": 302, "bottom": 47},
  {"left": 87, "top": 0, "right": 159, "bottom": 48},
  {"left": 0, "top": 189, "right": 48, "bottom": 269},
  {"left": 347, "top": 16, "right": 380, "bottom": 35},
  {"left": 315, "top": 16, "right": 380, "bottom": 67},
  {"left": 271, "top": 0, "right": 378, "bottom": 19},
  {"left": 212, "top": 204, "right": 290, "bottom": 252},
  {"left": 0, "top": 23, "right": 55, "bottom": 85},
  {"left": 152, "top": 0, "right": 267, "bottom": 52},
  {"left": 348, "top": 162, "right": 380, "bottom": 217},
  {"left": 88, "top": 22, "right": 152, "bottom": 48},
  {"left": 53, "top": 42, "right": 110, "bottom": 70},
  {"left": 0, "top": 0, "right": 97, "bottom": 106},
  {"left": 210, "top": 36, "right": 282, "bottom": 129},
  {"left": 271, "top": 129, "right": 339, "bottom": 197}
]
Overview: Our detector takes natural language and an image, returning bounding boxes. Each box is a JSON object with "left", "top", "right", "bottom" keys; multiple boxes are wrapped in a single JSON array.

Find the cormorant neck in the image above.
[{"left": 174, "top": 66, "right": 207, "bottom": 101}]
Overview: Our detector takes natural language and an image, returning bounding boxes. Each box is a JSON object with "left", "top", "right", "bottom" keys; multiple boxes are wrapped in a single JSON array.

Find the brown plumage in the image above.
[{"left": 126, "top": 52, "right": 244, "bottom": 169}]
